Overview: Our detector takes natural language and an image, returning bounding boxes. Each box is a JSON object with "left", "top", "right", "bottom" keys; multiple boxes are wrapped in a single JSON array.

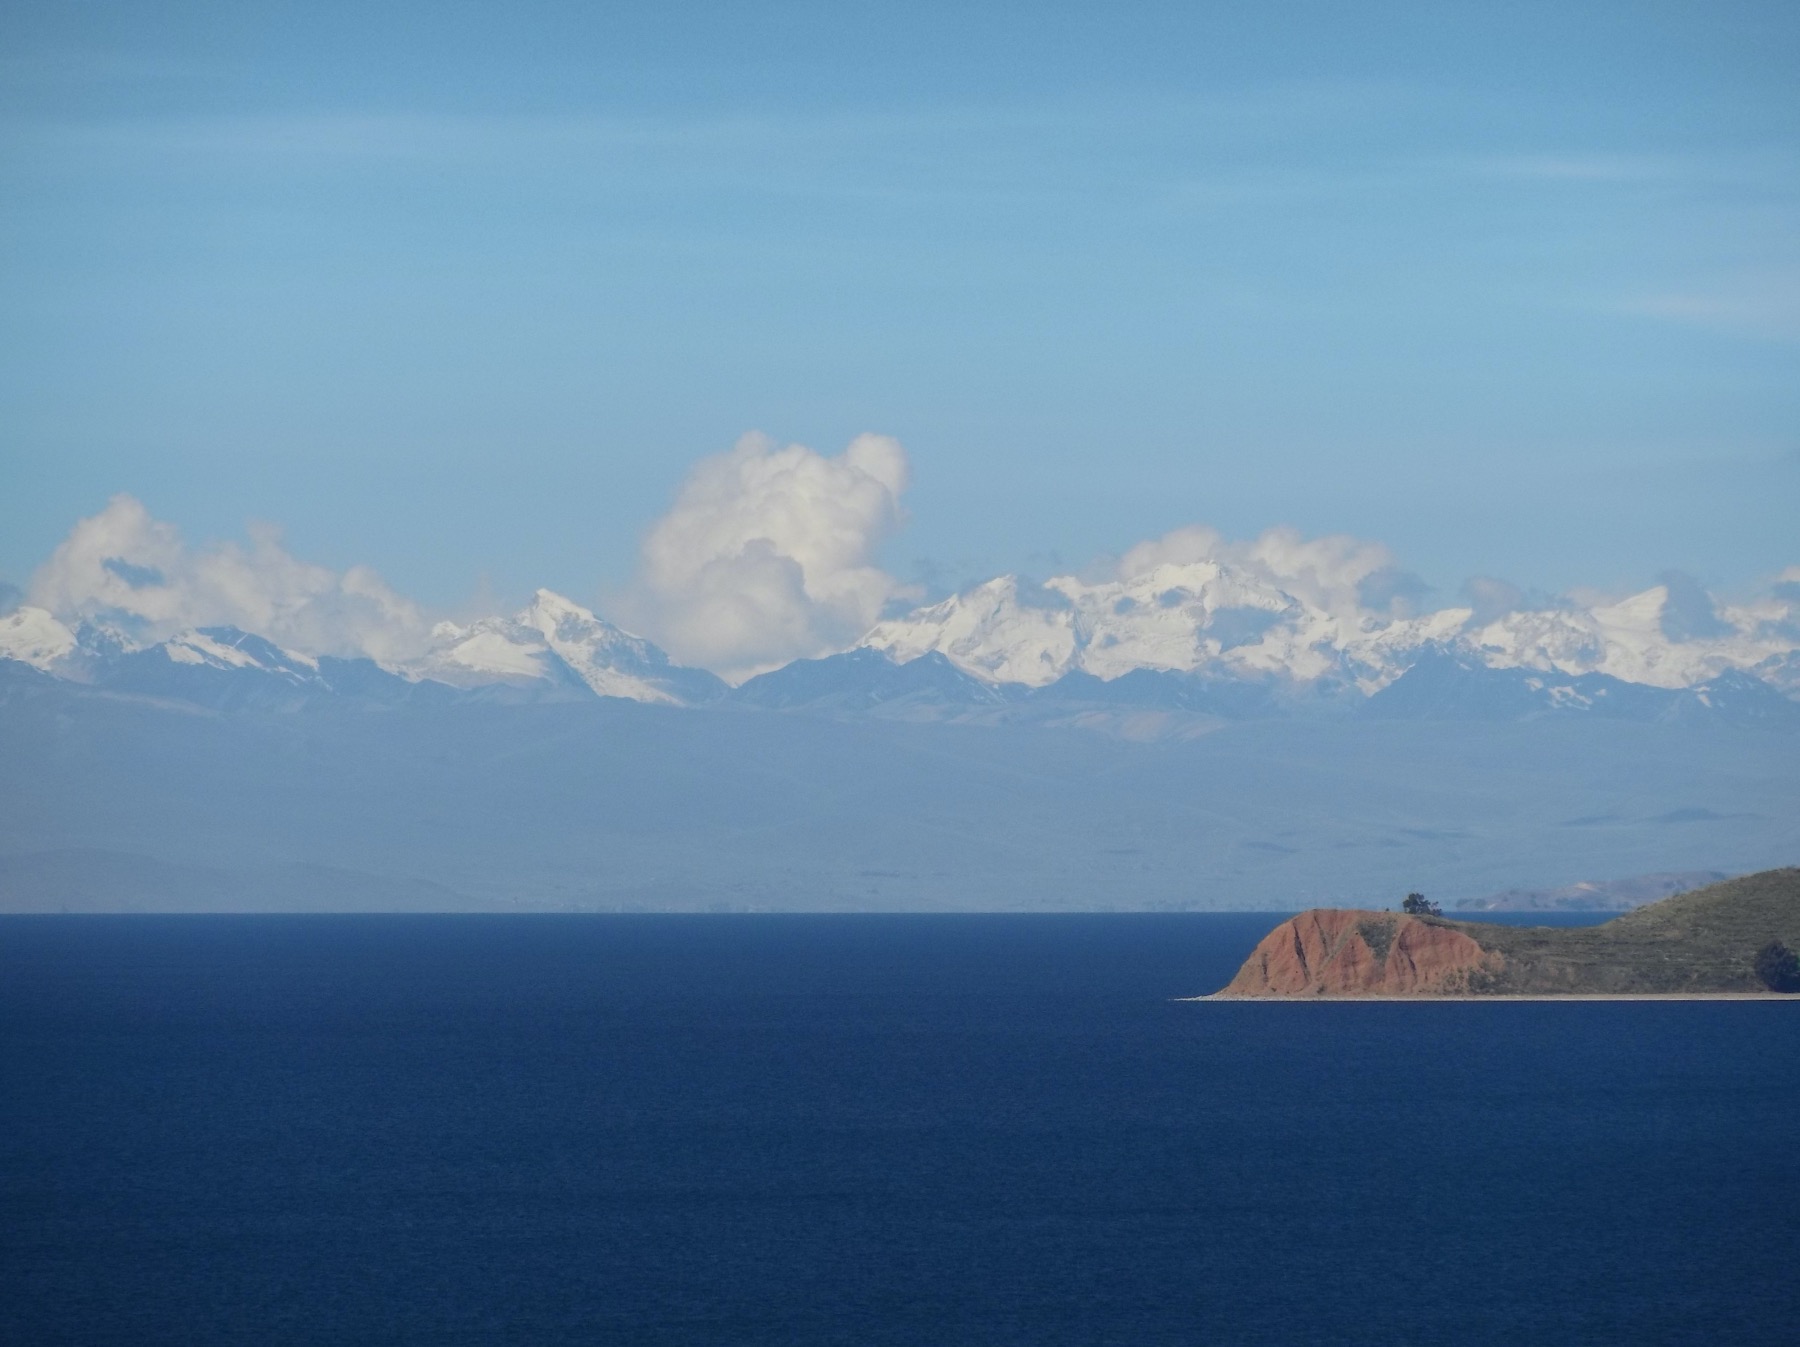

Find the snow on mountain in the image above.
[
  {"left": 1752, "top": 652, "right": 1800, "bottom": 699},
  {"left": 160, "top": 627, "right": 321, "bottom": 678},
  {"left": 863, "top": 559, "right": 1469, "bottom": 693},
  {"left": 1364, "top": 649, "right": 1679, "bottom": 721},
  {"left": 406, "top": 590, "right": 724, "bottom": 705},
  {"left": 0, "top": 590, "right": 721, "bottom": 709},
  {"left": 110, "top": 628, "right": 345, "bottom": 709},
  {"left": 0, "top": 604, "right": 398, "bottom": 701},
  {"left": 1465, "top": 584, "right": 1794, "bottom": 688},
  {"left": 1364, "top": 649, "right": 1800, "bottom": 724},
  {"left": 12, "top": 620, "right": 398, "bottom": 711},
  {"left": 864, "top": 577, "right": 1079, "bottom": 686},
  {"left": 863, "top": 564, "right": 1800, "bottom": 701},
  {"left": 0, "top": 606, "right": 78, "bottom": 671},
  {"left": 1673, "top": 668, "right": 1800, "bottom": 725},
  {"left": 7, "top": 562, "right": 1795, "bottom": 717}
]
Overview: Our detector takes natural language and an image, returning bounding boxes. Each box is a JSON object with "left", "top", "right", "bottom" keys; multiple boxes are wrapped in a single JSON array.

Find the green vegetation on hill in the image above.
[{"left": 1449, "top": 868, "right": 1800, "bottom": 994}]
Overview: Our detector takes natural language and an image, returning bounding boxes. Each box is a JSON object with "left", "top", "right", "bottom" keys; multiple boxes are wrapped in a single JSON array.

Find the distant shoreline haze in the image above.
[{"left": 2, "top": 656, "right": 1794, "bottom": 912}]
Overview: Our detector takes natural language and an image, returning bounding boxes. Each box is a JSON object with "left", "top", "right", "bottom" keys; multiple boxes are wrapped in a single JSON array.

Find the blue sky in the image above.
[{"left": 3, "top": 1, "right": 1797, "bottom": 615}]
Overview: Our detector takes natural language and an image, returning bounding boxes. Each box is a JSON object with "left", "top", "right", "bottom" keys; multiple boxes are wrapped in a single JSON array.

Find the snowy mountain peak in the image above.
[
  {"left": 1469, "top": 581, "right": 1798, "bottom": 690},
  {"left": 409, "top": 591, "right": 723, "bottom": 705},
  {"left": 862, "top": 559, "right": 1434, "bottom": 691},
  {"left": 864, "top": 576, "right": 1078, "bottom": 686},
  {"left": 519, "top": 589, "right": 657, "bottom": 661},
  {"left": 166, "top": 627, "right": 321, "bottom": 677},
  {"left": 522, "top": 587, "right": 605, "bottom": 634}
]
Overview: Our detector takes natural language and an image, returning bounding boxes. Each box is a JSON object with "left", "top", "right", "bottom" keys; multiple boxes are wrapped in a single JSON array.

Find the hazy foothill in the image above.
[{"left": 3, "top": 621, "right": 1799, "bottom": 914}]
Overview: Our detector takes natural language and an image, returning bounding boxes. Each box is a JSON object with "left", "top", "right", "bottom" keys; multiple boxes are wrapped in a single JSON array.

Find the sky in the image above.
[{"left": 3, "top": 1, "right": 1798, "bottom": 643}]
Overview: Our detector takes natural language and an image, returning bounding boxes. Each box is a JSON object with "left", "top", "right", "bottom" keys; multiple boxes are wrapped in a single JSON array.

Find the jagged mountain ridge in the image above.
[
  {"left": 0, "top": 590, "right": 723, "bottom": 710},
  {"left": 15, "top": 621, "right": 460, "bottom": 711},
  {"left": 1361, "top": 650, "right": 1800, "bottom": 725},
  {"left": 3, "top": 564, "right": 1797, "bottom": 720},
  {"left": 732, "top": 649, "right": 1008, "bottom": 713},
  {"left": 862, "top": 563, "right": 1800, "bottom": 697},
  {"left": 863, "top": 565, "right": 1466, "bottom": 690}
]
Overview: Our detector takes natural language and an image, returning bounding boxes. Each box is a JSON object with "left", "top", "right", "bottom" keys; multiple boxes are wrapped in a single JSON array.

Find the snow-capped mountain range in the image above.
[
  {"left": 0, "top": 590, "right": 724, "bottom": 710},
  {"left": 862, "top": 561, "right": 1800, "bottom": 697},
  {"left": 3, "top": 563, "right": 1797, "bottom": 721}
]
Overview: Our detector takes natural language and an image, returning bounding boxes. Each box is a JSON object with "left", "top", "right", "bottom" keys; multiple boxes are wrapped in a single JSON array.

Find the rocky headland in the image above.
[{"left": 1214, "top": 867, "right": 1800, "bottom": 997}]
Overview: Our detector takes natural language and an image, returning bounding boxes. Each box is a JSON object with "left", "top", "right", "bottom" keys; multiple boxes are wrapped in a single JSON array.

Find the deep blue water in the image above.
[{"left": 2, "top": 914, "right": 1797, "bottom": 1346}]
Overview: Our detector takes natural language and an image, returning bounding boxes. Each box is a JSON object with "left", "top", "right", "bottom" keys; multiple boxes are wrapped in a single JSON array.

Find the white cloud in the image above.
[
  {"left": 620, "top": 432, "right": 914, "bottom": 681},
  {"left": 27, "top": 495, "right": 430, "bottom": 663},
  {"left": 1118, "top": 523, "right": 1418, "bottom": 617},
  {"left": 1459, "top": 575, "right": 1530, "bottom": 626}
]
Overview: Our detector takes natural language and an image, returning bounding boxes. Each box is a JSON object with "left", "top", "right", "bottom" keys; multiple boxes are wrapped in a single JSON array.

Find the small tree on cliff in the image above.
[
  {"left": 1754, "top": 941, "right": 1800, "bottom": 993},
  {"left": 1402, "top": 892, "right": 1441, "bottom": 917}
]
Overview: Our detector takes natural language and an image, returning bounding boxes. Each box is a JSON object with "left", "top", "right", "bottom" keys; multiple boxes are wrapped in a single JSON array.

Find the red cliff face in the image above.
[{"left": 1217, "top": 910, "right": 1505, "bottom": 997}]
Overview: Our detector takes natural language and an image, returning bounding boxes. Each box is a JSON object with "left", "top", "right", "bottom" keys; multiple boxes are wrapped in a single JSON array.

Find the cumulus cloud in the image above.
[
  {"left": 28, "top": 495, "right": 430, "bottom": 663},
  {"left": 1656, "top": 570, "right": 1733, "bottom": 643},
  {"left": 620, "top": 432, "right": 913, "bottom": 680},
  {"left": 1459, "top": 576, "right": 1527, "bottom": 626},
  {"left": 1117, "top": 523, "right": 1426, "bottom": 618}
]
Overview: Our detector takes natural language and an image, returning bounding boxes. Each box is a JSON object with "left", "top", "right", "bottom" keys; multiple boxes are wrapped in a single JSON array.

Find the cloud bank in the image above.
[
  {"left": 27, "top": 495, "right": 429, "bottom": 663},
  {"left": 1117, "top": 523, "right": 1428, "bottom": 619},
  {"left": 618, "top": 432, "right": 914, "bottom": 681}
]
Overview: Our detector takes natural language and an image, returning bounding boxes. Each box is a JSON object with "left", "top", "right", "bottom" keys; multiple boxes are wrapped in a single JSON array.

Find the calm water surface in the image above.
[{"left": 3, "top": 914, "right": 1797, "bottom": 1346}]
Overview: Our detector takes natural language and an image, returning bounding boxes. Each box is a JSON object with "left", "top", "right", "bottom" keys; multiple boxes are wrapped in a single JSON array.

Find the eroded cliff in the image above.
[{"left": 1217, "top": 909, "right": 1504, "bottom": 996}]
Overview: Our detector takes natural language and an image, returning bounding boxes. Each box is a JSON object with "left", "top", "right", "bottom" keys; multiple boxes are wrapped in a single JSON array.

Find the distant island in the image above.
[{"left": 1213, "top": 868, "right": 1800, "bottom": 997}]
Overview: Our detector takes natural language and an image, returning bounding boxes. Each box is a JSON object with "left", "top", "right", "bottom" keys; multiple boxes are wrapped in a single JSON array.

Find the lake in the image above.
[{"left": 3, "top": 913, "right": 1796, "bottom": 1345}]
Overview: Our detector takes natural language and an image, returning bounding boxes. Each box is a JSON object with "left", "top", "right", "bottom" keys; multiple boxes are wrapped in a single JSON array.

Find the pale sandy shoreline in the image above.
[{"left": 1176, "top": 993, "right": 1795, "bottom": 1002}]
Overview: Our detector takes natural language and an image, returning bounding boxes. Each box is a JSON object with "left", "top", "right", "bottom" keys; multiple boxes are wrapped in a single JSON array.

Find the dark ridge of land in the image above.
[{"left": 1474, "top": 867, "right": 1800, "bottom": 994}]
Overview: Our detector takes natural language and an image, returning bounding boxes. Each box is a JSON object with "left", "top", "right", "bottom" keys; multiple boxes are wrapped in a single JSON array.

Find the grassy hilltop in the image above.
[{"left": 1467, "top": 867, "right": 1800, "bottom": 995}]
